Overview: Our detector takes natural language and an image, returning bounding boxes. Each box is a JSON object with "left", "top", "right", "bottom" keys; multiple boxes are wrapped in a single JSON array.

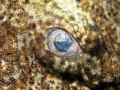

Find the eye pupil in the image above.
[{"left": 54, "top": 37, "right": 73, "bottom": 52}]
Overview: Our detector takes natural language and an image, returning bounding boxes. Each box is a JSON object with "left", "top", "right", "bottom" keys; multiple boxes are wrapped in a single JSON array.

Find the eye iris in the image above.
[{"left": 54, "top": 37, "right": 73, "bottom": 52}]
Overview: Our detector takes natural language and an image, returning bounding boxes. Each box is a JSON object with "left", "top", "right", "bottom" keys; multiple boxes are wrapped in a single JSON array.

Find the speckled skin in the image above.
[{"left": 0, "top": 0, "right": 120, "bottom": 90}]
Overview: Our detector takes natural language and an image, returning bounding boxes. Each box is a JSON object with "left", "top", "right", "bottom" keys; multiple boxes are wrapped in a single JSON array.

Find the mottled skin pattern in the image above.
[{"left": 0, "top": 0, "right": 120, "bottom": 90}]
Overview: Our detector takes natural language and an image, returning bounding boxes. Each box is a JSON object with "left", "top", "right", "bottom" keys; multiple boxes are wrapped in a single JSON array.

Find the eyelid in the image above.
[{"left": 46, "top": 28, "right": 83, "bottom": 61}]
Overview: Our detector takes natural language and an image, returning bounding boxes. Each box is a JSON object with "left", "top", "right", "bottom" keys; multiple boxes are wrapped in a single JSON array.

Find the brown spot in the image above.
[
  {"left": 84, "top": 67, "right": 91, "bottom": 76},
  {"left": 49, "top": 80, "right": 55, "bottom": 84},
  {"left": 38, "top": 19, "right": 43, "bottom": 25},
  {"left": 69, "top": 15, "right": 75, "bottom": 21},
  {"left": 86, "top": 59, "right": 93, "bottom": 64},
  {"left": 0, "top": 15, "right": 4, "bottom": 20},
  {"left": 85, "top": 38, "right": 91, "bottom": 44},
  {"left": 60, "top": 60, "right": 65, "bottom": 65},
  {"left": 25, "top": 0, "right": 30, "bottom": 4},
  {"left": 27, "top": 23, "right": 36, "bottom": 29},
  {"left": 71, "top": 86, "right": 77, "bottom": 90},
  {"left": 46, "top": 18, "right": 55, "bottom": 26}
]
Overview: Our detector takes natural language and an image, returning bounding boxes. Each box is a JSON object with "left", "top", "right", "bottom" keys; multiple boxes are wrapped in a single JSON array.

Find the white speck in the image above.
[{"left": 1, "top": 60, "right": 5, "bottom": 66}]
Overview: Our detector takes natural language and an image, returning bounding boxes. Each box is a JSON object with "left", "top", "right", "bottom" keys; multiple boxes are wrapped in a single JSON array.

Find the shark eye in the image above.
[{"left": 47, "top": 28, "right": 83, "bottom": 61}]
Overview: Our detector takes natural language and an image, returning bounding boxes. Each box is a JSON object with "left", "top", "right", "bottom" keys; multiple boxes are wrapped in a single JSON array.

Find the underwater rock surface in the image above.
[{"left": 0, "top": 0, "right": 120, "bottom": 89}]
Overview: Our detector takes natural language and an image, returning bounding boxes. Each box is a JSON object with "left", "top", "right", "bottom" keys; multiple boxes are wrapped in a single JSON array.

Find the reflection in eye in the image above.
[
  {"left": 47, "top": 28, "right": 83, "bottom": 61},
  {"left": 54, "top": 34, "right": 73, "bottom": 52}
]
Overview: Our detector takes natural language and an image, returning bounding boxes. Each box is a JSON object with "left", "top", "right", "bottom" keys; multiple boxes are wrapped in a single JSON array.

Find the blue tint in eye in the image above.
[
  {"left": 47, "top": 28, "right": 83, "bottom": 60},
  {"left": 54, "top": 38, "right": 73, "bottom": 52}
]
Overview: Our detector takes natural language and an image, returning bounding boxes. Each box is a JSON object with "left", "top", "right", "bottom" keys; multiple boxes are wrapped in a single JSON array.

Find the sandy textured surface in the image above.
[{"left": 0, "top": 0, "right": 120, "bottom": 90}]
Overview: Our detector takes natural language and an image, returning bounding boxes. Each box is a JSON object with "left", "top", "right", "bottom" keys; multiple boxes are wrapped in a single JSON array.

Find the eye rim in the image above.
[{"left": 46, "top": 27, "right": 83, "bottom": 61}]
